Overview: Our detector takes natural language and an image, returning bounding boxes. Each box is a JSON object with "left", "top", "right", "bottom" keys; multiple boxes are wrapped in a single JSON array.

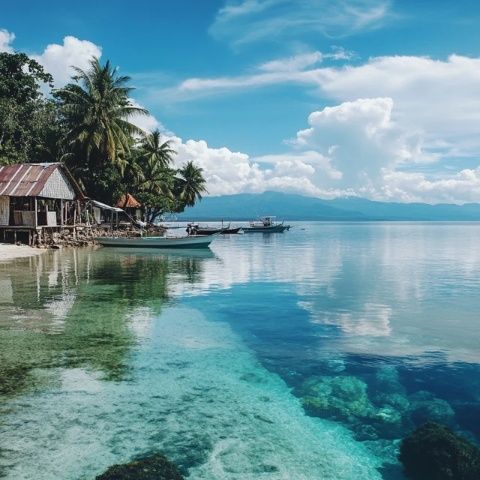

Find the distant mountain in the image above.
[{"left": 177, "top": 191, "right": 480, "bottom": 221}]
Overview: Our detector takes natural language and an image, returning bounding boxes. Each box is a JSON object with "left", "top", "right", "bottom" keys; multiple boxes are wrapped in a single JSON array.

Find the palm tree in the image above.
[
  {"left": 138, "top": 132, "right": 175, "bottom": 198},
  {"left": 55, "top": 57, "right": 147, "bottom": 172},
  {"left": 176, "top": 161, "right": 207, "bottom": 207},
  {"left": 139, "top": 129, "right": 175, "bottom": 170}
]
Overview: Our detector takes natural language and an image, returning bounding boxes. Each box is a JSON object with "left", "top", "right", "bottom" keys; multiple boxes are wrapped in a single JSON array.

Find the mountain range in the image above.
[{"left": 177, "top": 191, "right": 480, "bottom": 221}]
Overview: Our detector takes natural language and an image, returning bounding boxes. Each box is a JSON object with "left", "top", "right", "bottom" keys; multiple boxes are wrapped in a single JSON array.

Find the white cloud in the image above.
[
  {"left": 174, "top": 49, "right": 349, "bottom": 99},
  {"left": 259, "top": 51, "right": 324, "bottom": 72},
  {"left": 382, "top": 169, "right": 480, "bottom": 204},
  {"left": 165, "top": 137, "right": 333, "bottom": 197},
  {"left": 169, "top": 53, "right": 480, "bottom": 160},
  {"left": 210, "top": 0, "right": 392, "bottom": 47},
  {"left": 32, "top": 36, "right": 102, "bottom": 87},
  {"left": 293, "top": 97, "right": 421, "bottom": 191},
  {"left": 0, "top": 29, "right": 15, "bottom": 53},
  {"left": 152, "top": 97, "right": 480, "bottom": 204},
  {"left": 128, "top": 99, "right": 167, "bottom": 133}
]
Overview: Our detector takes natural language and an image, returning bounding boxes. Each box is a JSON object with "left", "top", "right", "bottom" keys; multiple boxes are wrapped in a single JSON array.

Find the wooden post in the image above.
[
  {"left": 60, "top": 200, "right": 64, "bottom": 227},
  {"left": 34, "top": 197, "right": 38, "bottom": 228}
]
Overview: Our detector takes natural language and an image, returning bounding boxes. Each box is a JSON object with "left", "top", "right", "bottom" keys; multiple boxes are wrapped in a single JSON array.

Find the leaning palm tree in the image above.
[
  {"left": 55, "top": 57, "right": 147, "bottom": 172},
  {"left": 176, "top": 161, "right": 207, "bottom": 207}
]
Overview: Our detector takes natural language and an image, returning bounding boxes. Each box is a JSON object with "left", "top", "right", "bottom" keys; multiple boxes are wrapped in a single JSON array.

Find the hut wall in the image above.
[
  {"left": 39, "top": 168, "right": 76, "bottom": 200},
  {"left": 0, "top": 196, "right": 9, "bottom": 225}
]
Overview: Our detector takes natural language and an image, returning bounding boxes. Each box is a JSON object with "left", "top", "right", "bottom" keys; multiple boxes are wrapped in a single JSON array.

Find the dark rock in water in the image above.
[
  {"left": 399, "top": 422, "right": 480, "bottom": 480},
  {"left": 96, "top": 454, "right": 184, "bottom": 480}
]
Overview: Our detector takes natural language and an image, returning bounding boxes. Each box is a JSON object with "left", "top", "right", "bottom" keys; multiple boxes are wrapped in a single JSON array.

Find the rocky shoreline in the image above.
[{"left": 19, "top": 226, "right": 168, "bottom": 249}]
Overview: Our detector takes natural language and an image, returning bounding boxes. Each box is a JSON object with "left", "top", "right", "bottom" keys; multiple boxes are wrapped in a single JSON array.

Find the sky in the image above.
[{"left": 3, "top": 0, "right": 480, "bottom": 203}]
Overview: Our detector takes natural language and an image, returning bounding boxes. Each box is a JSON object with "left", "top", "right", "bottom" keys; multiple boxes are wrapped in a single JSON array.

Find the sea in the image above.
[{"left": 0, "top": 222, "right": 479, "bottom": 479}]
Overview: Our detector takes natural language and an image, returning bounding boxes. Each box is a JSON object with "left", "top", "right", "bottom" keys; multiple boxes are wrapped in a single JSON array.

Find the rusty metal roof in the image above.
[
  {"left": 116, "top": 193, "right": 141, "bottom": 208},
  {"left": 0, "top": 163, "right": 84, "bottom": 199}
]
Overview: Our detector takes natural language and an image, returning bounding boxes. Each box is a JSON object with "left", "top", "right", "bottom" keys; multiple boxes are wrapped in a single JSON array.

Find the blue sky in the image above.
[{"left": 3, "top": 0, "right": 480, "bottom": 203}]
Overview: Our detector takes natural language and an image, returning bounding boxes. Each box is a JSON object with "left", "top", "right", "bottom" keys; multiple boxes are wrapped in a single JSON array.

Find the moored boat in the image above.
[
  {"left": 221, "top": 226, "right": 243, "bottom": 234},
  {"left": 243, "top": 216, "right": 291, "bottom": 233},
  {"left": 96, "top": 234, "right": 216, "bottom": 249},
  {"left": 186, "top": 223, "right": 243, "bottom": 235}
]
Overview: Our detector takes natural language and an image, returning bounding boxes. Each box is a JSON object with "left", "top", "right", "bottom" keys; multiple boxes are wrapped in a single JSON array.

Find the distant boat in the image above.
[
  {"left": 243, "top": 216, "right": 291, "bottom": 233},
  {"left": 221, "top": 226, "right": 243, "bottom": 234},
  {"left": 96, "top": 234, "right": 216, "bottom": 249},
  {"left": 187, "top": 223, "right": 243, "bottom": 235}
]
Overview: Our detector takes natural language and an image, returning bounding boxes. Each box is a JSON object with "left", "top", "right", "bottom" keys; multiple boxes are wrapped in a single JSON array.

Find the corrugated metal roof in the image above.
[
  {"left": 116, "top": 193, "right": 141, "bottom": 208},
  {"left": 0, "top": 163, "right": 84, "bottom": 199}
]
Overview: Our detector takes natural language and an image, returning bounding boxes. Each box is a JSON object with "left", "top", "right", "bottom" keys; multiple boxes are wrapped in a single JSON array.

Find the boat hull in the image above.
[
  {"left": 243, "top": 225, "right": 290, "bottom": 233},
  {"left": 194, "top": 228, "right": 225, "bottom": 235},
  {"left": 222, "top": 227, "right": 243, "bottom": 234},
  {"left": 96, "top": 235, "right": 215, "bottom": 249}
]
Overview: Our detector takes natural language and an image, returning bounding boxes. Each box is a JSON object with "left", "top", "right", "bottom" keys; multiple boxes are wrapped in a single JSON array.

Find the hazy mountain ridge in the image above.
[{"left": 178, "top": 191, "right": 480, "bottom": 221}]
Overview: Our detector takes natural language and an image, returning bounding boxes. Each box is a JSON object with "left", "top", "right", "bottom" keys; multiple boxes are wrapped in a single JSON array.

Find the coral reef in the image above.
[
  {"left": 298, "top": 366, "right": 459, "bottom": 441},
  {"left": 300, "top": 375, "right": 376, "bottom": 422}
]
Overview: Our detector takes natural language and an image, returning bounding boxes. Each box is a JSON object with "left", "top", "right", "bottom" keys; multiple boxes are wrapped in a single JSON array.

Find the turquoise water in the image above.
[{"left": 1, "top": 223, "right": 479, "bottom": 479}]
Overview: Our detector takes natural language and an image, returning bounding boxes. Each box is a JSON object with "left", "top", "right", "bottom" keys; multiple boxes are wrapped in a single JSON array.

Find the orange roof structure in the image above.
[{"left": 116, "top": 193, "right": 141, "bottom": 209}]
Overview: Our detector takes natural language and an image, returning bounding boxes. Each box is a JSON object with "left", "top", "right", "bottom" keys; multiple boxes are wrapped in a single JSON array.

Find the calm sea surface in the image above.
[{"left": 1, "top": 222, "right": 479, "bottom": 479}]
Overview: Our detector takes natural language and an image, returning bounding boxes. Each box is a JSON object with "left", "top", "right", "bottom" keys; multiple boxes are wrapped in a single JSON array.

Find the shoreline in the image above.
[{"left": 0, "top": 243, "right": 46, "bottom": 263}]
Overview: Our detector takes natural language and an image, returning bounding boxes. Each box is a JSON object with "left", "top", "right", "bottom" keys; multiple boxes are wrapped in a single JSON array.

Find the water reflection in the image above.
[
  {"left": 2, "top": 224, "right": 480, "bottom": 478},
  {"left": 0, "top": 247, "right": 214, "bottom": 397},
  {"left": 184, "top": 224, "right": 480, "bottom": 444}
]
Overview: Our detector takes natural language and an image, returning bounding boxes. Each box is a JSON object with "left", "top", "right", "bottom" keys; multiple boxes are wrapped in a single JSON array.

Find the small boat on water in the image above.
[
  {"left": 187, "top": 223, "right": 243, "bottom": 235},
  {"left": 243, "top": 216, "right": 291, "bottom": 233},
  {"left": 96, "top": 234, "right": 216, "bottom": 249},
  {"left": 221, "top": 226, "right": 243, "bottom": 234}
]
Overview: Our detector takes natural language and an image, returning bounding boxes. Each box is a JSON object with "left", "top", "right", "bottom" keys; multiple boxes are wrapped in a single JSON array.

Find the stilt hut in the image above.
[{"left": 0, "top": 163, "right": 85, "bottom": 245}]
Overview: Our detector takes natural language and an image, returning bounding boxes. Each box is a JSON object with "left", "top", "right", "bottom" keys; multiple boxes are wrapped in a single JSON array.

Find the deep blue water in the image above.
[{"left": 1, "top": 222, "right": 479, "bottom": 479}]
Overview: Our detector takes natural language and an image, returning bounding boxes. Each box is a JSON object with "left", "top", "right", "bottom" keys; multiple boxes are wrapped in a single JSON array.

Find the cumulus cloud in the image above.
[
  {"left": 0, "top": 29, "right": 15, "bottom": 53},
  {"left": 165, "top": 137, "right": 335, "bottom": 197},
  {"left": 128, "top": 99, "right": 169, "bottom": 133},
  {"left": 210, "top": 0, "right": 392, "bottom": 47},
  {"left": 292, "top": 97, "right": 421, "bottom": 192},
  {"left": 145, "top": 96, "right": 480, "bottom": 204},
  {"left": 169, "top": 53, "right": 480, "bottom": 159},
  {"left": 32, "top": 35, "right": 102, "bottom": 87},
  {"left": 382, "top": 169, "right": 480, "bottom": 204}
]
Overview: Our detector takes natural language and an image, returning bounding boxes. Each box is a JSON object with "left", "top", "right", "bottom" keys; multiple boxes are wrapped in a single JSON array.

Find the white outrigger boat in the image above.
[{"left": 96, "top": 234, "right": 215, "bottom": 249}]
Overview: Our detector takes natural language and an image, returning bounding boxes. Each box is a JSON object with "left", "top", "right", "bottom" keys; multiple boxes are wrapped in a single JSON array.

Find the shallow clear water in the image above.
[{"left": 1, "top": 222, "right": 479, "bottom": 479}]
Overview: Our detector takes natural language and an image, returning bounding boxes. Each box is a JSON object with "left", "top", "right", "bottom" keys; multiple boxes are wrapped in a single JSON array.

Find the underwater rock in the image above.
[
  {"left": 371, "top": 366, "right": 409, "bottom": 413},
  {"left": 399, "top": 422, "right": 480, "bottom": 480},
  {"left": 300, "top": 373, "right": 411, "bottom": 440},
  {"left": 95, "top": 454, "right": 184, "bottom": 480},
  {"left": 375, "top": 392, "right": 410, "bottom": 413},
  {"left": 300, "top": 375, "right": 376, "bottom": 422},
  {"left": 373, "top": 366, "right": 404, "bottom": 394},
  {"left": 409, "top": 391, "right": 455, "bottom": 426}
]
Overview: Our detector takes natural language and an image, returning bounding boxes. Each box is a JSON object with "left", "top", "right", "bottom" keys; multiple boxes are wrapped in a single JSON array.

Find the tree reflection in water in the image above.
[{"left": 0, "top": 247, "right": 212, "bottom": 397}]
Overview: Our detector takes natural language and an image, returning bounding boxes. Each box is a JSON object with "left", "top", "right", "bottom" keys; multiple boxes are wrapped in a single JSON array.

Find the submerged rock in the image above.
[
  {"left": 399, "top": 422, "right": 480, "bottom": 480},
  {"left": 300, "top": 375, "right": 376, "bottom": 422},
  {"left": 409, "top": 391, "right": 456, "bottom": 426},
  {"left": 95, "top": 454, "right": 184, "bottom": 480}
]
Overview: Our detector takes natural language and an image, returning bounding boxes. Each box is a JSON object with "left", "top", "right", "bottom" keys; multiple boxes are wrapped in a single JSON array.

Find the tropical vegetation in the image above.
[{"left": 0, "top": 52, "right": 207, "bottom": 222}]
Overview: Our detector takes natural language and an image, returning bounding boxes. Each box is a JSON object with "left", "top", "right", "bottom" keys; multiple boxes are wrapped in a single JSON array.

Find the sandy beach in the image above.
[{"left": 0, "top": 243, "right": 45, "bottom": 263}]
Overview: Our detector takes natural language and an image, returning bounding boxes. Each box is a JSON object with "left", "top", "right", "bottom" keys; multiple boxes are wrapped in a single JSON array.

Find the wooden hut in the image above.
[
  {"left": 116, "top": 193, "right": 142, "bottom": 221},
  {"left": 0, "top": 163, "right": 85, "bottom": 245}
]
